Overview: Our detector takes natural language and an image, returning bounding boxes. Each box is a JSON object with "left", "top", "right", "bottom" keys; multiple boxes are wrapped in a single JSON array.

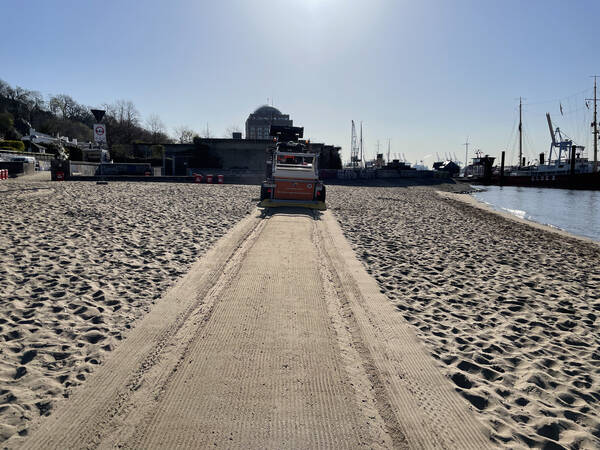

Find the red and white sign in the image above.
[{"left": 94, "top": 124, "right": 107, "bottom": 143}]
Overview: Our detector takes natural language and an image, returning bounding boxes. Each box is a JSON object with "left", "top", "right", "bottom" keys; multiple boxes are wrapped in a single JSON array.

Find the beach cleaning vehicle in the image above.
[{"left": 259, "top": 125, "right": 326, "bottom": 210}]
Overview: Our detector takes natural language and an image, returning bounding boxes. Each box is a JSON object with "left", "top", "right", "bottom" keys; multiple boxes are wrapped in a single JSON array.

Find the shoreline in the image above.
[
  {"left": 328, "top": 184, "right": 600, "bottom": 448},
  {"left": 2, "top": 180, "right": 599, "bottom": 448},
  {"left": 438, "top": 190, "right": 600, "bottom": 248}
]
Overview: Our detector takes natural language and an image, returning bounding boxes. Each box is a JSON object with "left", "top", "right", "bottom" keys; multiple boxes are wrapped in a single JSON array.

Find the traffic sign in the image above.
[{"left": 94, "top": 124, "right": 107, "bottom": 143}]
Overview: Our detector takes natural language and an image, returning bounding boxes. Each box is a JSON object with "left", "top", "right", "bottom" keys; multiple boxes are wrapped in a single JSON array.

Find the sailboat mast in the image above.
[
  {"left": 463, "top": 139, "right": 469, "bottom": 175},
  {"left": 360, "top": 122, "right": 363, "bottom": 167},
  {"left": 594, "top": 77, "right": 598, "bottom": 171},
  {"left": 519, "top": 97, "right": 523, "bottom": 167},
  {"left": 387, "top": 139, "right": 390, "bottom": 164}
]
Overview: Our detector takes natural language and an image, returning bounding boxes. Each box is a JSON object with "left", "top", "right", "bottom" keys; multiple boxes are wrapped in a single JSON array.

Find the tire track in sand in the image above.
[
  {"left": 11, "top": 208, "right": 492, "bottom": 449},
  {"left": 318, "top": 210, "right": 493, "bottom": 449},
  {"left": 9, "top": 212, "right": 264, "bottom": 450},
  {"left": 128, "top": 210, "right": 376, "bottom": 448}
]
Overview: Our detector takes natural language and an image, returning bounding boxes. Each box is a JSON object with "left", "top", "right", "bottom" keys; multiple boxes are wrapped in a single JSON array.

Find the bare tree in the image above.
[
  {"left": 28, "top": 90, "right": 45, "bottom": 111},
  {"left": 104, "top": 99, "right": 141, "bottom": 144},
  {"left": 49, "top": 94, "right": 77, "bottom": 118},
  {"left": 173, "top": 125, "right": 196, "bottom": 144},
  {"left": 0, "top": 79, "right": 11, "bottom": 98},
  {"left": 107, "top": 99, "right": 140, "bottom": 127},
  {"left": 223, "top": 125, "right": 242, "bottom": 138},
  {"left": 146, "top": 113, "right": 166, "bottom": 144}
]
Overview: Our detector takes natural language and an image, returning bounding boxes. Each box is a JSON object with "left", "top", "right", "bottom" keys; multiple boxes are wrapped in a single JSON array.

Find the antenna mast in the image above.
[
  {"left": 594, "top": 76, "right": 598, "bottom": 172},
  {"left": 463, "top": 138, "right": 469, "bottom": 173},
  {"left": 586, "top": 76, "right": 599, "bottom": 171},
  {"left": 519, "top": 97, "right": 523, "bottom": 167}
]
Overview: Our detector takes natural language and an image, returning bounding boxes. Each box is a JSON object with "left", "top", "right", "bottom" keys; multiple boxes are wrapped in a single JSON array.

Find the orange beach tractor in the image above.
[{"left": 259, "top": 125, "right": 326, "bottom": 210}]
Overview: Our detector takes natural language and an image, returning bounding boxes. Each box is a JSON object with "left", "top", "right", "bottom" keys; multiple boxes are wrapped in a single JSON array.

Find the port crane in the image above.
[{"left": 546, "top": 113, "right": 584, "bottom": 164}]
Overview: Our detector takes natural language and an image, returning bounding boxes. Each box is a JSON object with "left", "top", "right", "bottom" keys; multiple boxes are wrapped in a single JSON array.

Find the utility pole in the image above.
[
  {"left": 516, "top": 96, "right": 527, "bottom": 166},
  {"left": 586, "top": 76, "right": 599, "bottom": 171},
  {"left": 360, "top": 122, "right": 364, "bottom": 167},
  {"left": 350, "top": 120, "right": 358, "bottom": 169},
  {"left": 463, "top": 138, "right": 469, "bottom": 174},
  {"left": 387, "top": 139, "right": 390, "bottom": 165}
]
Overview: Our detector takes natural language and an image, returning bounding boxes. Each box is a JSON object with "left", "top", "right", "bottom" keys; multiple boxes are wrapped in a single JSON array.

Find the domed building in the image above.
[{"left": 245, "top": 105, "right": 293, "bottom": 140}]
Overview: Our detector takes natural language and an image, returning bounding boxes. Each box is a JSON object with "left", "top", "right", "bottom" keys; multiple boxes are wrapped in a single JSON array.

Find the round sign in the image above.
[{"left": 95, "top": 126, "right": 105, "bottom": 135}]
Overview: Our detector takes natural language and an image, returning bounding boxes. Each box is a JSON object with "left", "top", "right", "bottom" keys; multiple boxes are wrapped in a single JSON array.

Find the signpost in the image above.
[
  {"left": 94, "top": 124, "right": 107, "bottom": 144},
  {"left": 90, "top": 109, "right": 106, "bottom": 178}
]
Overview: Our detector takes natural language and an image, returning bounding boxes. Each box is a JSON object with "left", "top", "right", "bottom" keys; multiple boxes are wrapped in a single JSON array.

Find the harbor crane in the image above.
[{"left": 546, "top": 113, "right": 583, "bottom": 163}]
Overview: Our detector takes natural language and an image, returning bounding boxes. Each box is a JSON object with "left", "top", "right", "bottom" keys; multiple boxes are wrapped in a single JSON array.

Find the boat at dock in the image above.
[
  {"left": 475, "top": 79, "right": 600, "bottom": 189},
  {"left": 495, "top": 111, "right": 600, "bottom": 189}
]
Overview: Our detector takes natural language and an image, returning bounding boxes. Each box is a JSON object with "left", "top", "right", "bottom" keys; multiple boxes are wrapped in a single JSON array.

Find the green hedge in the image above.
[{"left": 0, "top": 140, "right": 25, "bottom": 152}]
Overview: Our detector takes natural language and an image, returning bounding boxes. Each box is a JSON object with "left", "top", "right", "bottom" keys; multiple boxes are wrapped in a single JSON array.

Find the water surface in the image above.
[{"left": 471, "top": 185, "right": 600, "bottom": 242}]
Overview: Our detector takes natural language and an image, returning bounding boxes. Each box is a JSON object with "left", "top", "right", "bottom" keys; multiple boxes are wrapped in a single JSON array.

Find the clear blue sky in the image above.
[{"left": 2, "top": 0, "right": 599, "bottom": 166}]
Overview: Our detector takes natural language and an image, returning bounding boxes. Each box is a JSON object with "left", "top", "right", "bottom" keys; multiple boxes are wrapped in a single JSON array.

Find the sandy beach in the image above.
[
  {"left": 3, "top": 188, "right": 491, "bottom": 449},
  {"left": 0, "top": 179, "right": 256, "bottom": 442},
  {"left": 328, "top": 184, "right": 600, "bottom": 449},
  {"left": 1, "top": 178, "right": 599, "bottom": 449}
]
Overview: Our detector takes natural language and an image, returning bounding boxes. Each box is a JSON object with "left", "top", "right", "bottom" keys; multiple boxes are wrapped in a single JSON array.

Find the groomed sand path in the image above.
[{"left": 12, "top": 208, "right": 491, "bottom": 449}]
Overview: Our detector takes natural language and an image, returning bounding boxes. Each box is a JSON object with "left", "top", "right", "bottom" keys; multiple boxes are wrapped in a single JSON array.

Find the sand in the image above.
[
  {"left": 328, "top": 184, "right": 600, "bottom": 449},
  {"left": 5, "top": 207, "right": 491, "bottom": 449},
  {"left": 2, "top": 177, "right": 599, "bottom": 449},
  {"left": 0, "top": 179, "right": 256, "bottom": 442}
]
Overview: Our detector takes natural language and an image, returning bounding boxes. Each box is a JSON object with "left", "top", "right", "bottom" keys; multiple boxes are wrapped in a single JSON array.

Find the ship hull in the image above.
[{"left": 482, "top": 172, "right": 600, "bottom": 190}]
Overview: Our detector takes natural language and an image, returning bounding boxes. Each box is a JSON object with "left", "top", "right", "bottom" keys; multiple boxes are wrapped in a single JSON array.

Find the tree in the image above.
[
  {"left": 0, "top": 79, "right": 11, "bottom": 98},
  {"left": 105, "top": 99, "right": 140, "bottom": 127},
  {"left": 0, "top": 112, "right": 14, "bottom": 138},
  {"left": 39, "top": 118, "right": 92, "bottom": 142},
  {"left": 146, "top": 114, "right": 166, "bottom": 144},
  {"left": 49, "top": 94, "right": 78, "bottom": 118},
  {"left": 173, "top": 125, "right": 196, "bottom": 144},
  {"left": 104, "top": 99, "right": 142, "bottom": 145}
]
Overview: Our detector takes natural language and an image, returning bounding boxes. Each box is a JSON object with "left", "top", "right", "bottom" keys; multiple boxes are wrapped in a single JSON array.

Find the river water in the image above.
[{"left": 470, "top": 185, "right": 600, "bottom": 242}]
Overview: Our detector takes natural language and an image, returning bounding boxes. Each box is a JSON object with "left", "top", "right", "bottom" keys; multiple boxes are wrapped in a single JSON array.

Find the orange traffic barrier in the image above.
[
  {"left": 193, "top": 173, "right": 203, "bottom": 183},
  {"left": 55, "top": 171, "right": 64, "bottom": 181},
  {"left": 217, "top": 174, "right": 224, "bottom": 184},
  {"left": 206, "top": 174, "right": 213, "bottom": 183}
]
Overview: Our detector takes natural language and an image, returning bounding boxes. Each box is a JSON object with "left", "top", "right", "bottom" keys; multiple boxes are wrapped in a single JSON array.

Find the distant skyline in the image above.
[{"left": 2, "top": 0, "right": 600, "bottom": 166}]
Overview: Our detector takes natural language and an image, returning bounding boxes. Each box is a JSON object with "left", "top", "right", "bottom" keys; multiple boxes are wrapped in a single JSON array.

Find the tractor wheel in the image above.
[
  {"left": 316, "top": 185, "right": 326, "bottom": 202},
  {"left": 260, "top": 186, "right": 269, "bottom": 201}
]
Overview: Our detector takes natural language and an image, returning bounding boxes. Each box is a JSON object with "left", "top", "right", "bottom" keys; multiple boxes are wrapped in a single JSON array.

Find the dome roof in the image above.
[{"left": 253, "top": 105, "right": 282, "bottom": 116}]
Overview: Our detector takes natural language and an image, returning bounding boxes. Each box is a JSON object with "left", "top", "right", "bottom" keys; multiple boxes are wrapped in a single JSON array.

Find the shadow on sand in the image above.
[{"left": 258, "top": 205, "right": 323, "bottom": 220}]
